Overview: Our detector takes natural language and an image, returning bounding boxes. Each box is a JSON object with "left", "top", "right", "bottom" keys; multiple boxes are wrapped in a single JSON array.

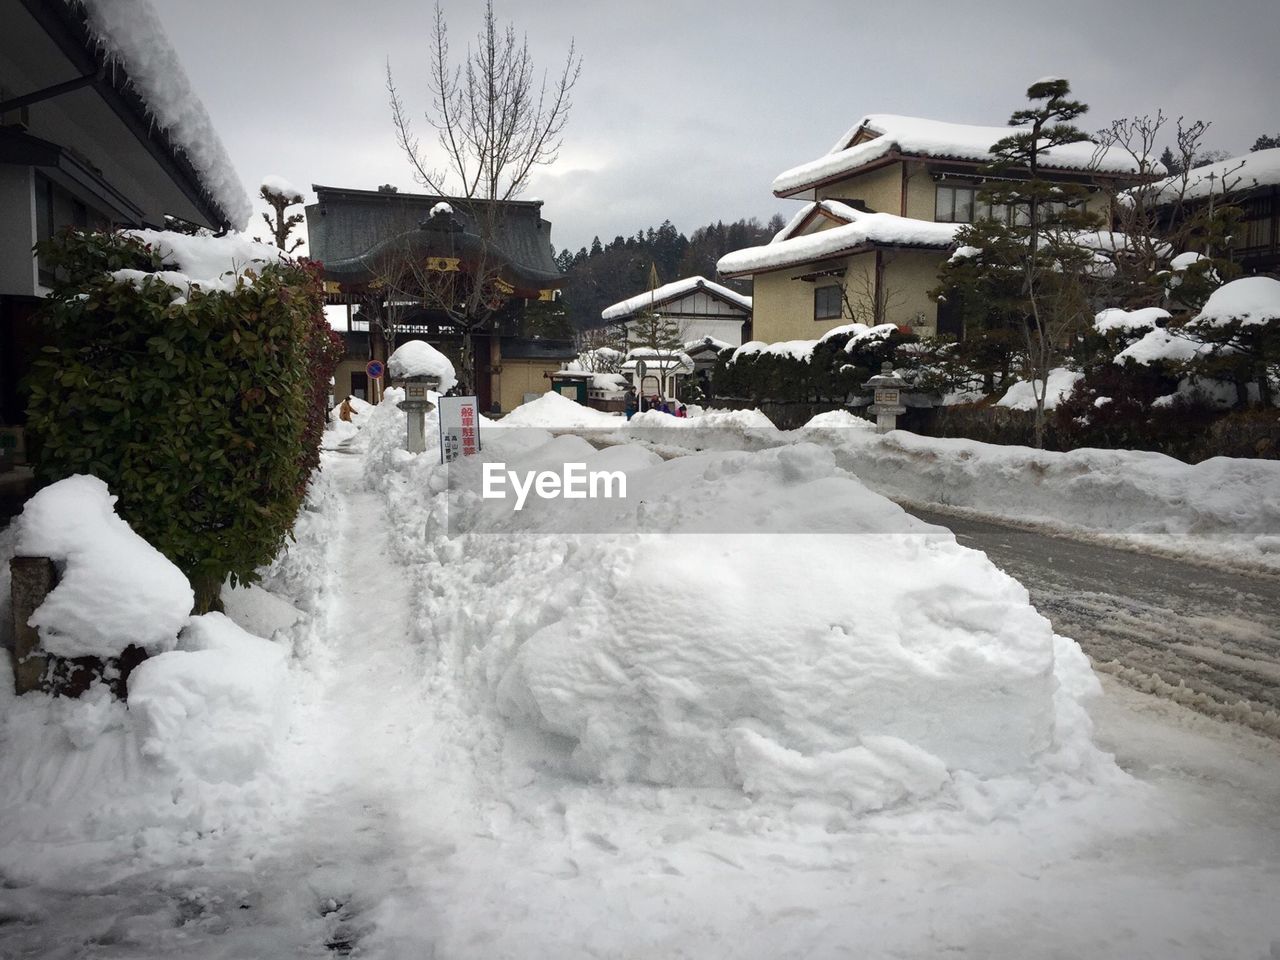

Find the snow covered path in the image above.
[
  {"left": 911, "top": 506, "right": 1280, "bottom": 738},
  {"left": 4, "top": 424, "right": 1280, "bottom": 958}
]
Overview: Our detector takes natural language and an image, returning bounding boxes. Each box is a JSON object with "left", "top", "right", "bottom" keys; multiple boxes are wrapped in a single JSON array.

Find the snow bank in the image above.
[
  {"left": 995, "top": 368, "right": 1082, "bottom": 410},
  {"left": 621, "top": 407, "right": 778, "bottom": 451},
  {"left": 499, "top": 391, "right": 622, "bottom": 429},
  {"left": 354, "top": 397, "right": 1110, "bottom": 813},
  {"left": 14, "top": 475, "right": 192, "bottom": 659},
  {"left": 812, "top": 429, "right": 1280, "bottom": 568},
  {"left": 387, "top": 339, "right": 458, "bottom": 393},
  {"left": 0, "top": 608, "right": 296, "bottom": 884},
  {"left": 77, "top": 0, "right": 251, "bottom": 227},
  {"left": 127, "top": 613, "right": 291, "bottom": 784}
]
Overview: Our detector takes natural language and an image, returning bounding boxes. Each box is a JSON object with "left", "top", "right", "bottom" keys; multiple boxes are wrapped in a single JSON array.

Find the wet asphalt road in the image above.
[{"left": 909, "top": 506, "right": 1280, "bottom": 736}]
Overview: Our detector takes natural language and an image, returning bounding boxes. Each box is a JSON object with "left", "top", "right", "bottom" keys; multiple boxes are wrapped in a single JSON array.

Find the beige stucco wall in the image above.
[
  {"left": 750, "top": 247, "right": 947, "bottom": 344},
  {"left": 815, "top": 162, "right": 903, "bottom": 214},
  {"left": 498, "top": 359, "right": 558, "bottom": 413}
]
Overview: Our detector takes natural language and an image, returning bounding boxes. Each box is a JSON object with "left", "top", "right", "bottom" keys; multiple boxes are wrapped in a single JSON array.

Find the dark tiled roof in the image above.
[{"left": 306, "top": 185, "right": 563, "bottom": 292}]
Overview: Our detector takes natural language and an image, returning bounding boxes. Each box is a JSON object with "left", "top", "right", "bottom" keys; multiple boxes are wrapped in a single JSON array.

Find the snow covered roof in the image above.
[
  {"left": 684, "top": 336, "right": 733, "bottom": 354},
  {"left": 307, "top": 186, "right": 563, "bottom": 295},
  {"left": 718, "top": 201, "right": 960, "bottom": 278},
  {"left": 772, "top": 114, "right": 1154, "bottom": 197},
  {"left": 601, "top": 276, "right": 752, "bottom": 321},
  {"left": 1140, "top": 148, "right": 1280, "bottom": 207},
  {"left": 75, "top": 0, "right": 252, "bottom": 227}
]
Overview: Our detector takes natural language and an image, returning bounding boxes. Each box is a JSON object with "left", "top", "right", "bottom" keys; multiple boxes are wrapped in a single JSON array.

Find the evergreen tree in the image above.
[
  {"left": 935, "top": 77, "right": 1102, "bottom": 448},
  {"left": 1158, "top": 145, "right": 1180, "bottom": 176},
  {"left": 1251, "top": 133, "right": 1280, "bottom": 152}
]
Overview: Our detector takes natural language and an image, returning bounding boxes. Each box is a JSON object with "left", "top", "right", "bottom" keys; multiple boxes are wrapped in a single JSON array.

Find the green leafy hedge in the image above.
[{"left": 28, "top": 229, "right": 343, "bottom": 611}]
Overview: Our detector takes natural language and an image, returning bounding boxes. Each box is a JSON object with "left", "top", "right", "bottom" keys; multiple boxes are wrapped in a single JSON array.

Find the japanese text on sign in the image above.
[{"left": 438, "top": 396, "right": 481, "bottom": 463}]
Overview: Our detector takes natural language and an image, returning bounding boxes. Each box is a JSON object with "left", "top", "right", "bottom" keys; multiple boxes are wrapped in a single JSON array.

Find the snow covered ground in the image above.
[{"left": 1, "top": 399, "right": 1278, "bottom": 958}]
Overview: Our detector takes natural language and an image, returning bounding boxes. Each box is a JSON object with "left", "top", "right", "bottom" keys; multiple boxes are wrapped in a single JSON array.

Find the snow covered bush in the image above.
[
  {"left": 713, "top": 324, "right": 916, "bottom": 406},
  {"left": 27, "top": 228, "right": 342, "bottom": 611}
]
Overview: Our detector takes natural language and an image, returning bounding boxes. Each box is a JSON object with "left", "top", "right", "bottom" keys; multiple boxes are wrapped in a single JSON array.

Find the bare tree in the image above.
[
  {"left": 384, "top": 1, "right": 582, "bottom": 394},
  {"left": 1096, "top": 114, "right": 1244, "bottom": 310},
  {"left": 839, "top": 253, "right": 908, "bottom": 327}
]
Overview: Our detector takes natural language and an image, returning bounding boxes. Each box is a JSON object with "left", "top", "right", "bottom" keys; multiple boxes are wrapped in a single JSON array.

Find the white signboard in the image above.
[{"left": 438, "top": 395, "right": 480, "bottom": 463}]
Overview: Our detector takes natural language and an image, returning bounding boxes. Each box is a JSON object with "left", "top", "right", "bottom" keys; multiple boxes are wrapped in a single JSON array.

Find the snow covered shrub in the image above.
[
  {"left": 27, "top": 229, "right": 342, "bottom": 611},
  {"left": 712, "top": 326, "right": 916, "bottom": 405}
]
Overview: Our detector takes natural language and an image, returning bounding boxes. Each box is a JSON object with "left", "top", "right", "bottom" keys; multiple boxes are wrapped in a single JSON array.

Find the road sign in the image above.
[
  {"left": 366, "top": 360, "right": 385, "bottom": 380},
  {"left": 635, "top": 359, "right": 647, "bottom": 381}
]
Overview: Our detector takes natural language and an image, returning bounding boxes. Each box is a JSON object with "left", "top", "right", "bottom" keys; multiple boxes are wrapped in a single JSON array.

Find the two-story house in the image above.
[{"left": 718, "top": 114, "right": 1149, "bottom": 344}]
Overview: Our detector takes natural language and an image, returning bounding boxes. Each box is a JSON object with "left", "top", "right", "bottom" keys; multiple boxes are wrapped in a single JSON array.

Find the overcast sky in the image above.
[{"left": 151, "top": 0, "right": 1277, "bottom": 255}]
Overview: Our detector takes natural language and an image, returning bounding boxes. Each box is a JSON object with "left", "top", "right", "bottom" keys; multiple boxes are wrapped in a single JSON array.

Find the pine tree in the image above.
[
  {"left": 1251, "top": 133, "right": 1280, "bottom": 152},
  {"left": 935, "top": 78, "right": 1102, "bottom": 448}
]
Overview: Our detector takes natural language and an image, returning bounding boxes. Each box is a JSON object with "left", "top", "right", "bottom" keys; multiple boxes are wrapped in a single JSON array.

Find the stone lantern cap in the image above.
[{"left": 863, "top": 361, "right": 907, "bottom": 391}]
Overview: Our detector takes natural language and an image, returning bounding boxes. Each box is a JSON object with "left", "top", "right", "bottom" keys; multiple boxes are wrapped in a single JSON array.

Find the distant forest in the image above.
[{"left": 553, "top": 216, "right": 786, "bottom": 331}]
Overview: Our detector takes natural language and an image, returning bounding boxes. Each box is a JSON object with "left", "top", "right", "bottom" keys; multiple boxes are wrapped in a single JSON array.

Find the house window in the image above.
[{"left": 814, "top": 284, "right": 842, "bottom": 320}]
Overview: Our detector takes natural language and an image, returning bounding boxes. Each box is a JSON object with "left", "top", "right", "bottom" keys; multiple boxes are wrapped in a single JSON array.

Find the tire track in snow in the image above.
[{"left": 910, "top": 507, "right": 1280, "bottom": 737}]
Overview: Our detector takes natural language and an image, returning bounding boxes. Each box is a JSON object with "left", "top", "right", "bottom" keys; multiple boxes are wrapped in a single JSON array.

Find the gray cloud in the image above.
[{"left": 153, "top": 0, "right": 1278, "bottom": 253}]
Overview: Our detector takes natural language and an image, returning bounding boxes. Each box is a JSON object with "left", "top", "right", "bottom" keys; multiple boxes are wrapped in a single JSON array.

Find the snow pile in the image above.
[
  {"left": 14, "top": 475, "right": 192, "bottom": 658},
  {"left": 799, "top": 409, "right": 876, "bottom": 434},
  {"left": 720, "top": 201, "right": 959, "bottom": 277},
  {"left": 621, "top": 406, "right": 779, "bottom": 451},
  {"left": 995, "top": 368, "right": 1083, "bottom": 410},
  {"left": 77, "top": 0, "right": 251, "bottom": 227},
  {"left": 126, "top": 613, "right": 290, "bottom": 784},
  {"left": 1094, "top": 306, "right": 1170, "bottom": 335},
  {"left": 1188, "top": 276, "right": 1280, "bottom": 328},
  {"left": 113, "top": 228, "right": 288, "bottom": 298},
  {"left": 812, "top": 429, "right": 1280, "bottom": 569},
  {"left": 353, "top": 397, "right": 1109, "bottom": 811},
  {"left": 499, "top": 391, "right": 622, "bottom": 429},
  {"left": 387, "top": 339, "right": 458, "bottom": 393},
  {"left": 771, "top": 114, "right": 1149, "bottom": 196},
  {"left": 260, "top": 175, "right": 305, "bottom": 202},
  {"left": 601, "top": 276, "right": 751, "bottom": 321},
  {"left": 430, "top": 201, "right": 453, "bottom": 218}
]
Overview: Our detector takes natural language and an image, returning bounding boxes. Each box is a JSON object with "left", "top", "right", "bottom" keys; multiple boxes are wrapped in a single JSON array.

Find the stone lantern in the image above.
[
  {"left": 394, "top": 373, "right": 442, "bottom": 453},
  {"left": 863, "top": 361, "right": 907, "bottom": 434}
]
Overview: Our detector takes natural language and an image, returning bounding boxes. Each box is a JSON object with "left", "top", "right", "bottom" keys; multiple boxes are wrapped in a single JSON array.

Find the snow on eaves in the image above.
[
  {"left": 602, "top": 277, "right": 752, "bottom": 321},
  {"left": 1140, "top": 148, "right": 1280, "bottom": 207},
  {"left": 773, "top": 114, "right": 1154, "bottom": 196},
  {"left": 75, "top": 0, "right": 252, "bottom": 228},
  {"left": 718, "top": 201, "right": 960, "bottom": 277}
]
